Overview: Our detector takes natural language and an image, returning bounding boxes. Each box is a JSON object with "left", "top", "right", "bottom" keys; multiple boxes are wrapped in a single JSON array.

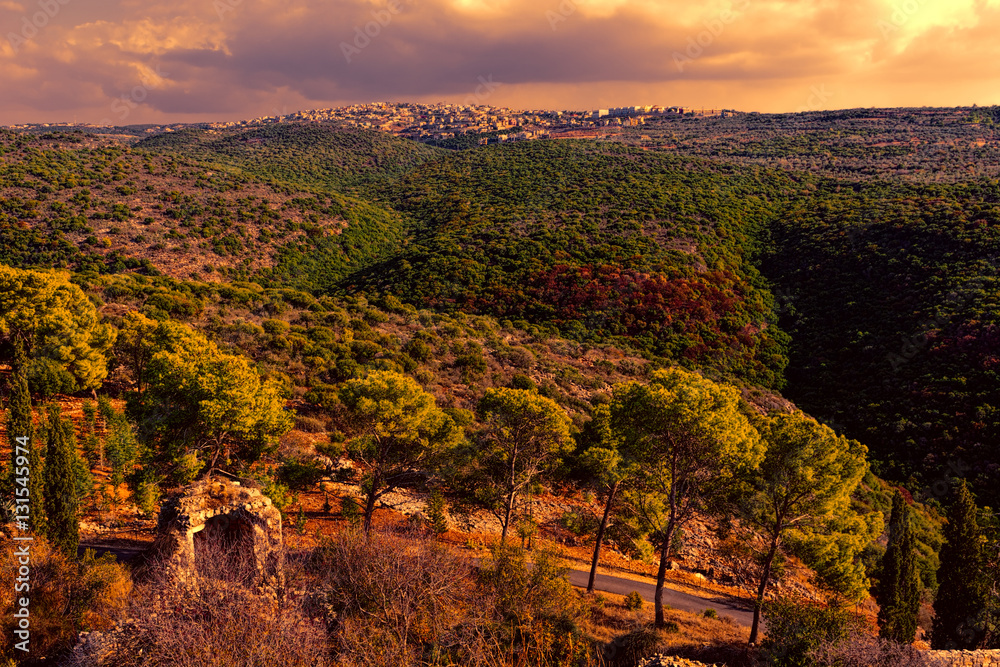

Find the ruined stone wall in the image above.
[
  {"left": 926, "top": 650, "right": 1000, "bottom": 666},
  {"left": 153, "top": 476, "right": 284, "bottom": 593}
]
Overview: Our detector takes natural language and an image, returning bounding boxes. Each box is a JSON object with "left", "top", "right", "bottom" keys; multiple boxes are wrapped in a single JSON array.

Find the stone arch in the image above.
[{"left": 153, "top": 476, "right": 284, "bottom": 595}]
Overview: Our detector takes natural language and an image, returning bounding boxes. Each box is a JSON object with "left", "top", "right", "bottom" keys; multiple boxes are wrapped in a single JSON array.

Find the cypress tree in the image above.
[
  {"left": 42, "top": 405, "right": 79, "bottom": 558},
  {"left": 932, "top": 480, "right": 988, "bottom": 649},
  {"left": 6, "top": 343, "right": 45, "bottom": 536},
  {"left": 7, "top": 343, "right": 32, "bottom": 483},
  {"left": 876, "top": 490, "right": 921, "bottom": 643}
]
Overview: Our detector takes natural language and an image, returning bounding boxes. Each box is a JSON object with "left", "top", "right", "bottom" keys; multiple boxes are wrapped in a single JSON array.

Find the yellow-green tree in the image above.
[
  {"left": 610, "top": 368, "right": 763, "bottom": 629},
  {"left": 0, "top": 265, "right": 115, "bottom": 394},
  {"left": 334, "top": 371, "right": 461, "bottom": 534},
  {"left": 580, "top": 404, "right": 640, "bottom": 594},
  {"left": 472, "top": 388, "right": 573, "bottom": 542},
  {"left": 114, "top": 311, "right": 159, "bottom": 393},
  {"left": 739, "top": 411, "right": 873, "bottom": 644},
  {"left": 128, "top": 318, "right": 293, "bottom": 478}
]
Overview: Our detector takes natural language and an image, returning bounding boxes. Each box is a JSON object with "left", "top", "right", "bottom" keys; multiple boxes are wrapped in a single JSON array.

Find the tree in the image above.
[
  {"left": 104, "top": 409, "right": 139, "bottom": 486},
  {"left": 114, "top": 311, "right": 158, "bottom": 393},
  {"left": 608, "top": 368, "right": 763, "bottom": 629},
  {"left": 334, "top": 371, "right": 461, "bottom": 534},
  {"left": 739, "top": 411, "right": 872, "bottom": 644},
  {"left": 579, "top": 405, "right": 638, "bottom": 594},
  {"left": 932, "top": 480, "right": 988, "bottom": 649},
  {"left": 80, "top": 400, "right": 103, "bottom": 469},
  {"left": 472, "top": 388, "right": 573, "bottom": 542},
  {"left": 0, "top": 265, "right": 115, "bottom": 393},
  {"left": 5, "top": 344, "right": 45, "bottom": 535},
  {"left": 128, "top": 318, "right": 293, "bottom": 478},
  {"left": 42, "top": 405, "right": 79, "bottom": 558},
  {"left": 984, "top": 510, "right": 1000, "bottom": 648},
  {"left": 426, "top": 488, "right": 449, "bottom": 538},
  {"left": 876, "top": 490, "right": 920, "bottom": 643},
  {"left": 5, "top": 343, "right": 32, "bottom": 493}
]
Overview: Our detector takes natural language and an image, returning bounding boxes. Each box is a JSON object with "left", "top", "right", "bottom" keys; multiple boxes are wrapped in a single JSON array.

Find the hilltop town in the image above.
[{"left": 7, "top": 101, "right": 739, "bottom": 143}]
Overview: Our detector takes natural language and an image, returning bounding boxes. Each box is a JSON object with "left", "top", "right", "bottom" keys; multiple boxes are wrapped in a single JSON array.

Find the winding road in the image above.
[
  {"left": 566, "top": 568, "right": 754, "bottom": 627},
  {"left": 80, "top": 541, "right": 755, "bottom": 628}
]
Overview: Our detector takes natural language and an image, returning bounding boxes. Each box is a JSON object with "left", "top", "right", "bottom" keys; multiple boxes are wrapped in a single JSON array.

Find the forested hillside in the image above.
[
  {"left": 761, "top": 180, "right": 1000, "bottom": 499},
  {"left": 2, "top": 108, "right": 1000, "bottom": 664},
  {"left": 4, "top": 116, "right": 1000, "bottom": 505},
  {"left": 354, "top": 141, "right": 793, "bottom": 388}
]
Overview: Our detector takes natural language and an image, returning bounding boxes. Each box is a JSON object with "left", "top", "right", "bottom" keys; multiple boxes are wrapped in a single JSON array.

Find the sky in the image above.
[{"left": 2, "top": 0, "right": 1000, "bottom": 125}]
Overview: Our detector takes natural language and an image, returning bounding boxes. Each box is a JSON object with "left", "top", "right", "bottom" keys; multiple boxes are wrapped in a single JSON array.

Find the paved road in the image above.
[
  {"left": 567, "top": 569, "right": 755, "bottom": 627},
  {"left": 80, "top": 541, "right": 755, "bottom": 628}
]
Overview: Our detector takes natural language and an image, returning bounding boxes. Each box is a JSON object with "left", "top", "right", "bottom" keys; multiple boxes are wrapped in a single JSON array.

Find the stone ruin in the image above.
[
  {"left": 152, "top": 474, "right": 284, "bottom": 595},
  {"left": 71, "top": 477, "right": 286, "bottom": 664}
]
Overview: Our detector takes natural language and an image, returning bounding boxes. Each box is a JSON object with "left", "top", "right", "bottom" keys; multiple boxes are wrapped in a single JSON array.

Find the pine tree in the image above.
[
  {"left": 740, "top": 411, "right": 872, "bottom": 645},
  {"left": 42, "top": 405, "right": 79, "bottom": 558},
  {"left": 876, "top": 490, "right": 921, "bottom": 643},
  {"left": 932, "top": 480, "right": 988, "bottom": 649}
]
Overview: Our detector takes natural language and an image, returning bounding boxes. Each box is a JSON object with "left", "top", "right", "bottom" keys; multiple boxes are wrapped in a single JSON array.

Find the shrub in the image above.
[
  {"left": 475, "top": 542, "right": 591, "bottom": 665},
  {"left": 312, "top": 529, "right": 471, "bottom": 666},
  {"left": 404, "top": 337, "right": 433, "bottom": 362},
  {"left": 703, "top": 608, "right": 718, "bottom": 619},
  {"left": 27, "top": 357, "right": 77, "bottom": 396},
  {"left": 760, "top": 596, "right": 863, "bottom": 667},
  {"left": 135, "top": 479, "right": 161, "bottom": 517},
  {"left": 455, "top": 341, "right": 488, "bottom": 382},
  {"left": 559, "top": 510, "right": 597, "bottom": 537},
  {"left": 426, "top": 488, "right": 449, "bottom": 537},
  {"left": 808, "top": 633, "right": 931, "bottom": 667},
  {"left": 506, "top": 346, "right": 536, "bottom": 369},
  {"left": 251, "top": 467, "right": 297, "bottom": 518},
  {"left": 624, "top": 590, "right": 645, "bottom": 610},
  {"left": 602, "top": 627, "right": 663, "bottom": 667},
  {"left": 509, "top": 373, "right": 537, "bottom": 392},
  {"left": 1, "top": 537, "right": 131, "bottom": 664},
  {"left": 294, "top": 413, "right": 327, "bottom": 433},
  {"left": 262, "top": 318, "right": 290, "bottom": 335},
  {"left": 340, "top": 495, "right": 362, "bottom": 527},
  {"left": 72, "top": 540, "right": 325, "bottom": 667}
]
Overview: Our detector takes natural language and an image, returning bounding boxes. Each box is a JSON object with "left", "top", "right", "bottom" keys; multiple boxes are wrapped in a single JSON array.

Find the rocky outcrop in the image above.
[{"left": 638, "top": 655, "right": 720, "bottom": 667}]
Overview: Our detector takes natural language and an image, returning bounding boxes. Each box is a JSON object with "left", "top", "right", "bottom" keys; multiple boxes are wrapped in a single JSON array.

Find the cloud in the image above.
[{"left": 1, "top": 0, "right": 999, "bottom": 123}]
